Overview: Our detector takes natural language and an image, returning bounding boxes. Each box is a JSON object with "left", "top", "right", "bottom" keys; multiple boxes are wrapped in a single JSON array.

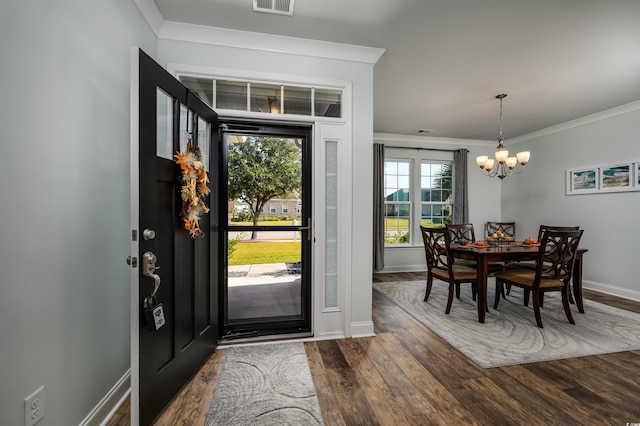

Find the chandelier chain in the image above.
[{"left": 499, "top": 96, "right": 503, "bottom": 141}]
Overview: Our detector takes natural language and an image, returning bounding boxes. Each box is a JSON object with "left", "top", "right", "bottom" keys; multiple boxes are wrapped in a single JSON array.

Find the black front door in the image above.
[{"left": 134, "top": 48, "right": 219, "bottom": 425}]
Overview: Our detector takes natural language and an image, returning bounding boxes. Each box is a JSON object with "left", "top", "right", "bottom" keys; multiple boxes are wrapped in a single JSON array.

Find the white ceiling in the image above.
[{"left": 152, "top": 0, "right": 640, "bottom": 141}]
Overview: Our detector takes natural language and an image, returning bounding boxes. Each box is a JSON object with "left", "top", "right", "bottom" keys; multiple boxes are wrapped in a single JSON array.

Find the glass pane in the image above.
[
  {"left": 156, "top": 88, "right": 173, "bottom": 160},
  {"left": 325, "top": 139, "right": 338, "bottom": 308},
  {"left": 384, "top": 203, "right": 410, "bottom": 245},
  {"left": 250, "top": 83, "right": 281, "bottom": 114},
  {"left": 227, "top": 231, "right": 302, "bottom": 322},
  {"left": 314, "top": 88, "right": 341, "bottom": 117},
  {"left": 179, "top": 75, "right": 213, "bottom": 107},
  {"left": 179, "top": 104, "right": 189, "bottom": 152},
  {"left": 283, "top": 86, "right": 312, "bottom": 115},
  {"left": 197, "top": 116, "right": 209, "bottom": 171},
  {"left": 227, "top": 134, "right": 302, "bottom": 225},
  {"left": 216, "top": 80, "right": 247, "bottom": 111}
]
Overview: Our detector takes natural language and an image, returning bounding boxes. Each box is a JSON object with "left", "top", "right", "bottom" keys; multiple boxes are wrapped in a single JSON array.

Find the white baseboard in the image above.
[
  {"left": 79, "top": 369, "right": 130, "bottom": 426},
  {"left": 350, "top": 321, "right": 375, "bottom": 338},
  {"left": 311, "top": 331, "right": 346, "bottom": 341},
  {"left": 584, "top": 280, "right": 640, "bottom": 302},
  {"left": 378, "top": 265, "right": 426, "bottom": 273}
]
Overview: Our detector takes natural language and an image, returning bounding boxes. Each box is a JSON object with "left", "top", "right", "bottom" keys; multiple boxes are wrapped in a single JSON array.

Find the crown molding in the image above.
[
  {"left": 134, "top": 0, "right": 164, "bottom": 35},
  {"left": 508, "top": 100, "right": 640, "bottom": 145},
  {"left": 374, "top": 132, "right": 493, "bottom": 147},
  {"left": 134, "top": 0, "right": 385, "bottom": 64}
]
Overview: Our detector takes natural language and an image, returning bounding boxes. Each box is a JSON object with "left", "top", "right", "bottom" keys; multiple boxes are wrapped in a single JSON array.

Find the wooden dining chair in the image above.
[
  {"left": 493, "top": 228, "right": 584, "bottom": 328},
  {"left": 486, "top": 221, "right": 516, "bottom": 240},
  {"left": 505, "top": 225, "right": 581, "bottom": 301},
  {"left": 420, "top": 226, "right": 477, "bottom": 314},
  {"left": 508, "top": 225, "right": 580, "bottom": 272},
  {"left": 446, "top": 223, "right": 476, "bottom": 245},
  {"left": 444, "top": 223, "right": 484, "bottom": 298}
]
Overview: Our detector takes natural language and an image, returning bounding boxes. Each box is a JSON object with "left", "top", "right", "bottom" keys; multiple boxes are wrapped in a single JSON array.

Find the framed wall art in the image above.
[
  {"left": 566, "top": 161, "right": 640, "bottom": 195},
  {"left": 566, "top": 167, "right": 598, "bottom": 195},
  {"left": 600, "top": 164, "right": 631, "bottom": 191}
]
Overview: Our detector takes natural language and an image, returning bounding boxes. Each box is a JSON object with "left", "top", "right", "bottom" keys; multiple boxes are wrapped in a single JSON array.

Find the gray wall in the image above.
[
  {"left": 0, "top": 1, "right": 155, "bottom": 424},
  {"left": 502, "top": 106, "right": 640, "bottom": 298}
]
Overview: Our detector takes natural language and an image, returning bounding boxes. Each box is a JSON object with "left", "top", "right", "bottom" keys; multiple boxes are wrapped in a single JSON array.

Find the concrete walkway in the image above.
[{"left": 228, "top": 263, "right": 300, "bottom": 287}]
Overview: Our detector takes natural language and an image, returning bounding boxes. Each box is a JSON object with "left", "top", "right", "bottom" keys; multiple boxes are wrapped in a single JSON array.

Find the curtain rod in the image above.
[{"left": 384, "top": 146, "right": 468, "bottom": 153}]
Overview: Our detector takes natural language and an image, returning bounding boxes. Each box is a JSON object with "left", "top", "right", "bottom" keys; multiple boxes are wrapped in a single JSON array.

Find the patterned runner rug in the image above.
[
  {"left": 374, "top": 280, "right": 640, "bottom": 368},
  {"left": 206, "top": 342, "right": 324, "bottom": 425}
]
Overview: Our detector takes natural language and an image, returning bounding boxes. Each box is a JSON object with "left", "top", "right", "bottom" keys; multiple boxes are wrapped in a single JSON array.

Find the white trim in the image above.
[
  {"left": 584, "top": 280, "right": 640, "bottom": 302},
  {"left": 79, "top": 370, "right": 131, "bottom": 426},
  {"left": 508, "top": 100, "right": 640, "bottom": 145},
  {"left": 133, "top": 0, "right": 164, "bottom": 35},
  {"left": 160, "top": 21, "right": 385, "bottom": 64},
  {"left": 350, "top": 321, "right": 375, "bottom": 338},
  {"left": 375, "top": 132, "right": 493, "bottom": 147},
  {"left": 312, "top": 332, "right": 347, "bottom": 341},
  {"left": 129, "top": 47, "right": 141, "bottom": 426},
  {"left": 379, "top": 264, "right": 427, "bottom": 273},
  {"left": 133, "top": 1, "right": 385, "bottom": 64}
]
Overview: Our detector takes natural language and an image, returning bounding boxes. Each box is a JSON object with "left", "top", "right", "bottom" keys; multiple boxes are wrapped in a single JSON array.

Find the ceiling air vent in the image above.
[{"left": 253, "top": 0, "right": 295, "bottom": 16}]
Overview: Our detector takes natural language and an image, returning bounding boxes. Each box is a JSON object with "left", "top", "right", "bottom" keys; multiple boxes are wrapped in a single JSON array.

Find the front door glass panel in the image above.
[{"left": 156, "top": 88, "right": 173, "bottom": 159}]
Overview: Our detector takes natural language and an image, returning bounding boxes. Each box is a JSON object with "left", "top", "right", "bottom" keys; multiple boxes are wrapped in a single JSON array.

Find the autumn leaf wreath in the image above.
[{"left": 175, "top": 139, "right": 210, "bottom": 238}]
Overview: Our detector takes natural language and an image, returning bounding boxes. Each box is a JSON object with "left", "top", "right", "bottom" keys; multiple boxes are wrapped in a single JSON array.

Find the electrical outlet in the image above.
[{"left": 24, "top": 386, "right": 45, "bottom": 426}]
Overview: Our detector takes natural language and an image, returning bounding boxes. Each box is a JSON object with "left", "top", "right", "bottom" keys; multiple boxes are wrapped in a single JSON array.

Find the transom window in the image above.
[
  {"left": 384, "top": 148, "right": 453, "bottom": 246},
  {"left": 178, "top": 75, "right": 342, "bottom": 118}
]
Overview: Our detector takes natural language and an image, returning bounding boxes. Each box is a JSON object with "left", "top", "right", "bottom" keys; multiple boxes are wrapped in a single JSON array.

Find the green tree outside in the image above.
[{"left": 228, "top": 136, "right": 301, "bottom": 240}]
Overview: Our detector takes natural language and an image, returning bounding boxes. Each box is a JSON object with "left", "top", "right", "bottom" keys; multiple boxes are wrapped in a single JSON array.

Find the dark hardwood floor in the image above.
[{"left": 109, "top": 272, "right": 640, "bottom": 425}]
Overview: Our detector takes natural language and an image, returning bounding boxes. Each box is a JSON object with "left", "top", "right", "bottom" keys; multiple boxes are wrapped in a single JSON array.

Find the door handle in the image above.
[
  {"left": 142, "top": 251, "right": 161, "bottom": 297},
  {"left": 297, "top": 218, "right": 312, "bottom": 241}
]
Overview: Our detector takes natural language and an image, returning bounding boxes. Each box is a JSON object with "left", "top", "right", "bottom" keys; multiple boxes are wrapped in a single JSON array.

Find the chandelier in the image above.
[{"left": 476, "top": 94, "right": 530, "bottom": 179}]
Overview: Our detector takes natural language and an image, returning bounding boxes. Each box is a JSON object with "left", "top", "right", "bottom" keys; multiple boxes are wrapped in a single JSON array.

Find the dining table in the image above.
[{"left": 449, "top": 242, "right": 588, "bottom": 323}]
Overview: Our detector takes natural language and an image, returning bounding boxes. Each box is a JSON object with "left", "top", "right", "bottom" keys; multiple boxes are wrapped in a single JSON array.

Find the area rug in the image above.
[
  {"left": 205, "top": 342, "right": 324, "bottom": 425},
  {"left": 374, "top": 280, "right": 640, "bottom": 368}
]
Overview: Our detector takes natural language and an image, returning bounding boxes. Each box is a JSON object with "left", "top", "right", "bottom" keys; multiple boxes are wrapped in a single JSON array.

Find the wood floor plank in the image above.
[
  {"left": 304, "top": 341, "right": 348, "bottom": 426},
  {"left": 153, "top": 348, "right": 227, "bottom": 425},
  {"left": 314, "top": 339, "right": 379, "bottom": 425},
  {"left": 498, "top": 364, "right": 604, "bottom": 424},
  {"left": 336, "top": 337, "right": 415, "bottom": 425}
]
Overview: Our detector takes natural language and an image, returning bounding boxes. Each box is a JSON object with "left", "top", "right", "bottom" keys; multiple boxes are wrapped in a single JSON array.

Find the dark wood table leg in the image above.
[
  {"left": 477, "top": 257, "right": 488, "bottom": 323},
  {"left": 573, "top": 250, "right": 587, "bottom": 314}
]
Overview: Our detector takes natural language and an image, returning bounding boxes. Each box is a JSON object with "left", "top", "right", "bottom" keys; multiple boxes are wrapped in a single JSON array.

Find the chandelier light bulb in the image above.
[
  {"left": 476, "top": 155, "right": 489, "bottom": 168},
  {"left": 506, "top": 157, "right": 518, "bottom": 169},
  {"left": 484, "top": 159, "right": 495, "bottom": 170},
  {"left": 516, "top": 151, "right": 530, "bottom": 165},
  {"left": 495, "top": 149, "right": 509, "bottom": 163}
]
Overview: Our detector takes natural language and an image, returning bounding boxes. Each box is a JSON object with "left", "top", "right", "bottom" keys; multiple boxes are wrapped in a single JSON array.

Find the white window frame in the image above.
[{"left": 384, "top": 148, "right": 454, "bottom": 247}]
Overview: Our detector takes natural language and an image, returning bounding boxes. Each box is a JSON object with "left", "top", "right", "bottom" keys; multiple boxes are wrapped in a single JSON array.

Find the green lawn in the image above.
[
  {"left": 229, "top": 241, "right": 301, "bottom": 265},
  {"left": 229, "top": 220, "right": 295, "bottom": 226}
]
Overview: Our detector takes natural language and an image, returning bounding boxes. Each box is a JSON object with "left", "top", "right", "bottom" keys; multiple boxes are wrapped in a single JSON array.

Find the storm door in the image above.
[{"left": 220, "top": 123, "right": 312, "bottom": 340}]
